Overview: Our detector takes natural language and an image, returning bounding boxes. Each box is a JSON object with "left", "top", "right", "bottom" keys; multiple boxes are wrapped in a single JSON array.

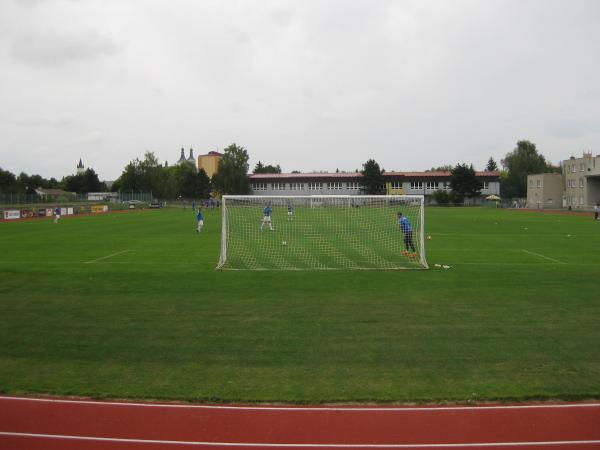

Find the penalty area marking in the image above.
[
  {"left": 1, "top": 432, "right": 600, "bottom": 448},
  {"left": 84, "top": 250, "right": 131, "bottom": 264},
  {"left": 522, "top": 250, "right": 565, "bottom": 265}
]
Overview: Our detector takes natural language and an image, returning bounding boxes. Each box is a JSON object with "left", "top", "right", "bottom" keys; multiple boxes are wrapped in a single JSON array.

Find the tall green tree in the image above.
[
  {"left": 486, "top": 157, "right": 498, "bottom": 171},
  {"left": 212, "top": 143, "right": 251, "bottom": 195},
  {"left": 62, "top": 169, "right": 105, "bottom": 193},
  {"left": 449, "top": 163, "right": 483, "bottom": 199},
  {"left": 253, "top": 161, "right": 282, "bottom": 173},
  {"left": 0, "top": 168, "right": 18, "bottom": 193},
  {"left": 360, "top": 159, "right": 385, "bottom": 194},
  {"left": 501, "top": 140, "right": 552, "bottom": 198}
]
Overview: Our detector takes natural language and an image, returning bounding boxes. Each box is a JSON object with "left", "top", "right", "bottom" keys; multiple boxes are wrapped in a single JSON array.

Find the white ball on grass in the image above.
[{"left": 282, "top": 241, "right": 287, "bottom": 246}]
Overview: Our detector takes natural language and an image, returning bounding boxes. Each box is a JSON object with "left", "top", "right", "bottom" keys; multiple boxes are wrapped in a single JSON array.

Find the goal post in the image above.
[{"left": 217, "top": 195, "right": 428, "bottom": 270}]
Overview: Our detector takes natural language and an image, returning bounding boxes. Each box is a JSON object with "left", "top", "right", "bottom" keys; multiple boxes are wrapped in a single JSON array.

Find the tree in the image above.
[
  {"left": 486, "top": 157, "right": 498, "bottom": 171},
  {"left": 212, "top": 143, "right": 251, "bottom": 195},
  {"left": 62, "top": 169, "right": 105, "bottom": 193},
  {"left": 501, "top": 140, "right": 552, "bottom": 198},
  {"left": 426, "top": 165, "right": 453, "bottom": 172},
  {"left": 360, "top": 159, "right": 385, "bottom": 195},
  {"left": 253, "top": 161, "right": 281, "bottom": 173},
  {"left": 0, "top": 168, "right": 17, "bottom": 193},
  {"left": 449, "top": 163, "right": 483, "bottom": 199}
]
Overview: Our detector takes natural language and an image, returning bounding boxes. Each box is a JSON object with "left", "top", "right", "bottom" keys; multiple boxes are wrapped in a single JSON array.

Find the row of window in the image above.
[
  {"left": 253, "top": 181, "right": 491, "bottom": 191},
  {"left": 251, "top": 182, "right": 361, "bottom": 191},
  {"left": 566, "top": 163, "right": 586, "bottom": 173},
  {"left": 565, "top": 195, "right": 585, "bottom": 206},
  {"left": 566, "top": 179, "right": 584, "bottom": 188}
]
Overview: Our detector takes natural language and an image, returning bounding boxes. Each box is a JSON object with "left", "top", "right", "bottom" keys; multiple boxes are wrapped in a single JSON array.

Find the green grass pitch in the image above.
[{"left": 1, "top": 207, "right": 599, "bottom": 403}]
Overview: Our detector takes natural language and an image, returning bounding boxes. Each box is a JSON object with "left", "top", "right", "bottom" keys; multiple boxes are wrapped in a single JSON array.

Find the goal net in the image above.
[{"left": 217, "top": 195, "right": 427, "bottom": 270}]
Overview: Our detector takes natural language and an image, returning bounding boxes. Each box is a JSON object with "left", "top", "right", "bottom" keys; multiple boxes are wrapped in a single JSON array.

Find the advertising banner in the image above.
[
  {"left": 67, "top": 207, "right": 74, "bottom": 215},
  {"left": 91, "top": 205, "right": 106, "bottom": 213},
  {"left": 3, "top": 210, "right": 20, "bottom": 220},
  {"left": 46, "top": 208, "right": 54, "bottom": 217},
  {"left": 38, "top": 208, "right": 47, "bottom": 217},
  {"left": 20, "top": 209, "right": 34, "bottom": 218}
]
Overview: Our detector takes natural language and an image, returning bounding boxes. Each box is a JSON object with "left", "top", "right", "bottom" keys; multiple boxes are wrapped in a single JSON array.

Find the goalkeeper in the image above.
[
  {"left": 260, "top": 204, "right": 273, "bottom": 231},
  {"left": 397, "top": 212, "right": 416, "bottom": 257}
]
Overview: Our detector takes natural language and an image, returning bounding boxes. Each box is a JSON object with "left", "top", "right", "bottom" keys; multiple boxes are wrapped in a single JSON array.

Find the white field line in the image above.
[
  {"left": 84, "top": 250, "right": 131, "bottom": 264},
  {"left": 1, "top": 396, "right": 600, "bottom": 412},
  {"left": 522, "top": 250, "right": 565, "bottom": 265},
  {"left": 1, "top": 432, "right": 599, "bottom": 448}
]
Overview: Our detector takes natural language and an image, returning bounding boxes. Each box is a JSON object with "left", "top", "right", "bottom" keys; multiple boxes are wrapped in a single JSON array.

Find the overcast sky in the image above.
[{"left": 1, "top": 0, "right": 599, "bottom": 180}]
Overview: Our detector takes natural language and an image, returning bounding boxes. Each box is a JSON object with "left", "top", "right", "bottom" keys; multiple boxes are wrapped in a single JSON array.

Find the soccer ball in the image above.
[
  {"left": 427, "top": 235, "right": 432, "bottom": 240},
  {"left": 282, "top": 241, "right": 287, "bottom": 246}
]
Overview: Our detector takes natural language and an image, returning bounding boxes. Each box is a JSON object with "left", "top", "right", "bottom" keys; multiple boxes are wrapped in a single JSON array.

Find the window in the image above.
[
  {"left": 529, "top": 179, "right": 533, "bottom": 187},
  {"left": 289, "top": 182, "right": 304, "bottom": 190},
  {"left": 410, "top": 181, "right": 423, "bottom": 190},
  {"left": 308, "top": 182, "right": 322, "bottom": 190},
  {"left": 536, "top": 180, "right": 541, "bottom": 188},
  {"left": 483, "top": 181, "right": 489, "bottom": 190},
  {"left": 580, "top": 178, "right": 584, "bottom": 188},
  {"left": 272, "top": 182, "right": 286, "bottom": 190},
  {"left": 426, "top": 181, "right": 437, "bottom": 190},
  {"left": 391, "top": 181, "right": 402, "bottom": 190},
  {"left": 347, "top": 182, "right": 360, "bottom": 190},
  {"left": 580, "top": 163, "right": 585, "bottom": 172},
  {"left": 252, "top": 183, "right": 267, "bottom": 191},
  {"left": 327, "top": 182, "right": 342, "bottom": 190}
]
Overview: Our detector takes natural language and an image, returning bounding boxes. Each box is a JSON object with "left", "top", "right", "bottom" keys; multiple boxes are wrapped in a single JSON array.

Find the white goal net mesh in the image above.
[{"left": 217, "top": 195, "right": 427, "bottom": 270}]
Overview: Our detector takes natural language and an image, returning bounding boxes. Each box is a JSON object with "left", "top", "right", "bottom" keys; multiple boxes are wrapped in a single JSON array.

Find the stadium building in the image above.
[
  {"left": 527, "top": 151, "right": 600, "bottom": 209},
  {"left": 248, "top": 171, "right": 500, "bottom": 203}
]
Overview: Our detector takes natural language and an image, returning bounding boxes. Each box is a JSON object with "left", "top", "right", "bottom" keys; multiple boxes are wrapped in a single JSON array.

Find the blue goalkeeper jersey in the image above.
[
  {"left": 399, "top": 216, "right": 412, "bottom": 233},
  {"left": 264, "top": 206, "right": 272, "bottom": 217},
  {"left": 287, "top": 204, "right": 293, "bottom": 212},
  {"left": 197, "top": 211, "right": 203, "bottom": 221}
]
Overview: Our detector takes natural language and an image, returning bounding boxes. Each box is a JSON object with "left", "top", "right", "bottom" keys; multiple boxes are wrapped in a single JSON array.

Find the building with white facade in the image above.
[
  {"left": 562, "top": 152, "right": 600, "bottom": 208},
  {"left": 249, "top": 171, "right": 501, "bottom": 202}
]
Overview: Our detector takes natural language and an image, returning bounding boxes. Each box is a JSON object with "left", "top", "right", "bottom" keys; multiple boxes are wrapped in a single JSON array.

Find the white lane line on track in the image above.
[
  {"left": 84, "top": 250, "right": 130, "bottom": 264},
  {"left": 2, "top": 396, "right": 600, "bottom": 411},
  {"left": 1, "top": 432, "right": 600, "bottom": 448},
  {"left": 521, "top": 250, "right": 565, "bottom": 264}
]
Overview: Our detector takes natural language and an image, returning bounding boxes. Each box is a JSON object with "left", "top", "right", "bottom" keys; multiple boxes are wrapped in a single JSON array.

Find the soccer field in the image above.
[{"left": 1, "top": 207, "right": 599, "bottom": 403}]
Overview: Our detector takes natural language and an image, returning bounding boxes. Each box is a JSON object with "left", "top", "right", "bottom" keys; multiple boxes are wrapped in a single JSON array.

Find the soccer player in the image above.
[
  {"left": 53, "top": 206, "right": 61, "bottom": 224},
  {"left": 196, "top": 207, "right": 204, "bottom": 233},
  {"left": 397, "top": 212, "right": 416, "bottom": 257},
  {"left": 594, "top": 203, "right": 599, "bottom": 220},
  {"left": 287, "top": 202, "right": 293, "bottom": 221},
  {"left": 260, "top": 204, "right": 273, "bottom": 231}
]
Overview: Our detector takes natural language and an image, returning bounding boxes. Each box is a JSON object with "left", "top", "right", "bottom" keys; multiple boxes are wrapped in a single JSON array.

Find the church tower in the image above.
[{"left": 76, "top": 158, "right": 85, "bottom": 175}]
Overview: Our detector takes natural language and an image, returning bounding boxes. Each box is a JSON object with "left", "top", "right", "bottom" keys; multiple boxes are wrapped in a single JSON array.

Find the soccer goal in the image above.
[{"left": 217, "top": 195, "right": 428, "bottom": 270}]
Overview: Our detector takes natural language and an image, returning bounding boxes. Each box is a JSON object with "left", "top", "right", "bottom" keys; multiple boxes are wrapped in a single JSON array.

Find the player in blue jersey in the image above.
[
  {"left": 287, "top": 202, "right": 293, "bottom": 221},
  {"left": 196, "top": 207, "right": 204, "bottom": 233},
  {"left": 260, "top": 204, "right": 273, "bottom": 231},
  {"left": 397, "top": 212, "right": 416, "bottom": 257},
  {"left": 53, "top": 206, "right": 61, "bottom": 224}
]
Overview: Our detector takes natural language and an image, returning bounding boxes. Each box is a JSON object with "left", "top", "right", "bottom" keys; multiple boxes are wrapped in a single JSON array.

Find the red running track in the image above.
[{"left": 1, "top": 396, "right": 600, "bottom": 449}]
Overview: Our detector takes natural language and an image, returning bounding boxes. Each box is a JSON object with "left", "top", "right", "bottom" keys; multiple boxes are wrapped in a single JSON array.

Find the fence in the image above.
[{"left": 0, "top": 192, "right": 152, "bottom": 207}]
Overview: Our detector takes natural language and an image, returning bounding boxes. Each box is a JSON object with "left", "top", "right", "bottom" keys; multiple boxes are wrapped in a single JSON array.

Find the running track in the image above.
[{"left": 1, "top": 396, "right": 600, "bottom": 449}]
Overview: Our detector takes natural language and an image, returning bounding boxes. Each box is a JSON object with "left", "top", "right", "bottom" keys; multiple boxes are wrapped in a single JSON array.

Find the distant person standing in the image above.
[
  {"left": 192, "top": 200, "right": 196, "bottom": 211},
  {"left": 594, "top": 203, "right": 599, "bottom": 220},
  {"left": 53, "top": 207, "right": 61, "bottom": 224},
  {"left": 196, "top": 208, "right": 204, "bottom": 233},
  {"left": 287, "top": 202, "right": 293, "bottom": 221},
  {"left": 397, "top": 212, "right": 416, "bottom": 257},
  {"left": 260, "top": 204, "right": 273, "bottom": 231}
]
